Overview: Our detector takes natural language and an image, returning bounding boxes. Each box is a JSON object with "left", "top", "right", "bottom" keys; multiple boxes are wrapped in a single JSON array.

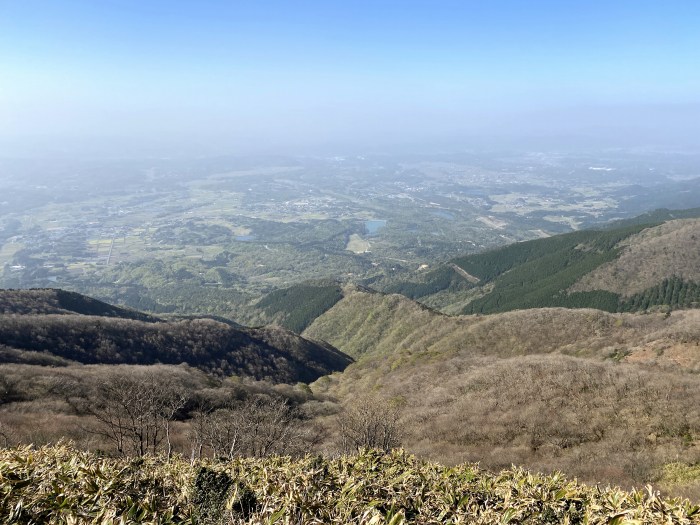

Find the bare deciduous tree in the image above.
[
  {"left": 76, "top": 371, "right": 187, "bottom": 457},
  {"left": 337, "top": 395, "right": 402, "bottom": 453},
  {"left": 0, "top": 373, "right": 19, "bottom": 405},
  {"left": 194, "top": 395, "right": 311, "bottom": 459},
  {"left": 0, "top": 420, "right": 14, "bottom": 447}
]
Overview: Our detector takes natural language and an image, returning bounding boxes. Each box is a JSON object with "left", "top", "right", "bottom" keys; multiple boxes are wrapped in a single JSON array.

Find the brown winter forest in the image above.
[{"left": 2, "top": 280, "right": 700, "bottom": 500}]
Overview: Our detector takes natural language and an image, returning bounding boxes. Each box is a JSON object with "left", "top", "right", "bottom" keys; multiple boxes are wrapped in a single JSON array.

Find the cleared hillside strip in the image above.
[{"left": 448, "top": 263, "right": 481, "bottom": 284}]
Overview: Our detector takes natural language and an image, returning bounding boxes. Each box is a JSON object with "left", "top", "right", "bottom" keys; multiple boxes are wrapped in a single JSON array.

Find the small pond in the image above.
[
  {"left": 235, "top": 234, "right": 257, "bottom": 242},
  {"left": 364, "top": 219, "right": 387, "bottom": 236}
]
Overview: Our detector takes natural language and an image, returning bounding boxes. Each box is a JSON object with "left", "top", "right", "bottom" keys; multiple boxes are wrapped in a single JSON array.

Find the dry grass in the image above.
[{"left": 2, "top": 444, "right": 699, "bottom": 524}]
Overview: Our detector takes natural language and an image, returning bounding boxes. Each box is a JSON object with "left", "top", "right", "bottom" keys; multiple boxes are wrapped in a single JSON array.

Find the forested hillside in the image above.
[
  {"left": 305, "top": 286, "right": 700, "bottom": 491},
  {"left": 255, "top": 280, "right": 344, "bottom": 332},
  {"left": 304, "top": 286, "right": 700, "bottom": 368},
  {"left": 383, "top": 213, "right": 700, "bottom": 315},
  {"left": 0, "top": 288, "right": 158, "bottom": 321},
  {"left": 0, "top": 290, "right": 351, "bottom": 383},
  {"left": 571, "top": 218, "right": 700, "bottom": 297}
]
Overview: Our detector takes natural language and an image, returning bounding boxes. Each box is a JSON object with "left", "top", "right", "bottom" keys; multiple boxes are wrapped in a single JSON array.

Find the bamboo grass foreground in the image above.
[{"left": 1, "top": 445, "right": 699, "bottom": 524}]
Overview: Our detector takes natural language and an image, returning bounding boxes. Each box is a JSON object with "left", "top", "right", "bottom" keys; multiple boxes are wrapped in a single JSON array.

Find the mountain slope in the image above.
[
  {"left": 306, "top": 287, "right": 700, "bottom": 488},
  {"left": 255, "top": 280, "right": 344, "bottom": 332},
  {"left": 383, "top": 212, "right": 700, "bottom": 314},
  {"left": 0, "top": 288, "right": 159, "bottom": 321},
  {"left": 304, "top": 286, "right": 700, "bottom": 368},
  {"left": 604, "top": 206, "right": 700, "bottom": 228},
  {"left": 570, "top": 218, "right": 700, "bottom": 296},
  {"left": 0, "top": 290, "right": 352, "bottom": 383}
]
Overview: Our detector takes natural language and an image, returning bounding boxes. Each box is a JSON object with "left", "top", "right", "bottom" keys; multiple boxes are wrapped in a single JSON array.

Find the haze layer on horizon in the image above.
[{"left": 1, "top": 0, "right": 700, "bottom": 158}]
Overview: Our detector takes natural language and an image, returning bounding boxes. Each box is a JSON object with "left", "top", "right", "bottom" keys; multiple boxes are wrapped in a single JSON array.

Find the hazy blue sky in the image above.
[{"left": 1, "top": 0, "right": 700, "bottom": 156}]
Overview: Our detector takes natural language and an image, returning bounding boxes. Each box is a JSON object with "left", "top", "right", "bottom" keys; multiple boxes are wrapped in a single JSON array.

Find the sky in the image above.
[{"left": 1, "top": 0, "right": 700, "bottom": 157}]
